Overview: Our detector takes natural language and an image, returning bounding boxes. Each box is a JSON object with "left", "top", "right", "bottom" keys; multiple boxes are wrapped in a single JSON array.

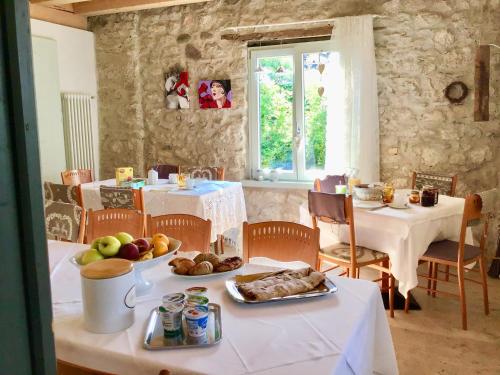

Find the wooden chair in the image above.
[
  {"left": 147, "top": 214, "right": 211, "bottom": 252},
  {"left": 309, "top": 191, "right": 395, "bottom": 317},
  {"left": 150, "top": 164, "right": 180, "bottom": 179},
  {"left": 243, "top": 221, "right": 320, "bottom": 269},
  {"left": 57, "top": 360, "right": 170, "bottom": 375},
  {"left": 411, "top": 171, "right": 457, "bottom": 196},
  {"left": 313, "top": 174, "right": 348, "bottom": 193},
  {"left": 179, "top": 166, "right": 225, "bottom": 181},
  {"left": 86, "top": 209, "right": 145, "bottom": 243},
  {"left": 99, "top": 186, "right": 145, "bottom": 212},
  {"left": 61, "top": 169, "right": 93, "bottom": 185},
  {"left": 44, "top": 181, "right": 84, "bottom": 207},
  {"left": 410, "top": 194, "right": 490, "bottom": 330},
  {"left": 45, "top": 201, "right": 86, "bottom": 243}
]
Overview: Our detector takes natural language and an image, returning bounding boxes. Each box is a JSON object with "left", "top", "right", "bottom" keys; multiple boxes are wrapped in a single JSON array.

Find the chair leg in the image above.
[
  {"left": 444, "top": 265, "right": 450, "bottom": 281},
  {"left": 478, "top": 255, "right": 490, "bottom": 315},
  {"left": 457, "top": 264, "right": 467, "bottom": 330},
  {"left": 218, "top": 234, "right": 225, "bottom": 255},
  {"left": 214, "top": 240, "right": 219, "bottom": 255},
  {"left": 404, "top": 291, "right": 410, "bottom": 314},
  {"left": 389, "top": 275, "right": 395, "bottom": 318},
  {"left": 432, "top": 263, "right": 438, "bottom": 298},
  {"left": 427, "top": 262, "right": 433, "bottom": 296}
]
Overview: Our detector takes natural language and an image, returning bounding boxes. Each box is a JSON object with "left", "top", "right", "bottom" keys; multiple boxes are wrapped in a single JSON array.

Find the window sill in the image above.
[{"left": 241, "top": 179, "right": 313, "bottom": 190}]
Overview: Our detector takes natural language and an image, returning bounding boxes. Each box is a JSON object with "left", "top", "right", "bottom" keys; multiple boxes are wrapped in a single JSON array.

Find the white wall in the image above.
[
  {"left": 30, "top": 19, "right": 100, "bottom": 179},
  {"left": 32, "top": 36, "right": 67, "bottom": 183}
]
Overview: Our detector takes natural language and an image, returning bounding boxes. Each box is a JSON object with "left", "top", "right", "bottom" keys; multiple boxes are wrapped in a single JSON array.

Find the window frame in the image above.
[{"left": 248, "top": 40, "right": 338, "bottom": 182}]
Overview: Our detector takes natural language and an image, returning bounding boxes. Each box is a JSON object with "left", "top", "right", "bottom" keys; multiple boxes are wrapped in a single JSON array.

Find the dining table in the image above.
[
  {"left": 80, "top": 179, "right": 247, "bottom": 243},
  {"left": 49, "top": 240, "right": 398, "bottom": 375},
  {"left": 300, "top": 194, "right": 473, "bottom": 297}
]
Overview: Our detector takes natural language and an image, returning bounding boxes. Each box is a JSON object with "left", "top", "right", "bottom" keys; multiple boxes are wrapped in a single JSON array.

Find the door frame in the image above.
[{"left": 0, "top": 1, "right": 56, "bottom": 374}]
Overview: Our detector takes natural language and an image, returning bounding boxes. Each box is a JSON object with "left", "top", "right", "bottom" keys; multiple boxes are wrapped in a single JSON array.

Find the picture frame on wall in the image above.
[
  {"left": 165, "top": 69, "right": 190, "bottom": 109},
  {"left": 198, "top": 80, "right": 232, "bottom": 109}
]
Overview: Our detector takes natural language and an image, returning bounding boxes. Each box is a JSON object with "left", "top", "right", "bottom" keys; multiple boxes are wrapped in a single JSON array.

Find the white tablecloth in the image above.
[
  {"left": 80, "top": 179, "right": 247, "bottom": 243},
  {"left": 300, "top": 195, "right": 471, "bottom": 296},
  {"left": 49, "top": 240, "right": 398, "bottom": 375}
]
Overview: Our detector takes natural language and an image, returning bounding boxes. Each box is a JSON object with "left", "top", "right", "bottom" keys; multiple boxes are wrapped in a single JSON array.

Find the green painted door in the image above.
[{"left": 0, "top": 1, "right": 56, "bottom": 374}]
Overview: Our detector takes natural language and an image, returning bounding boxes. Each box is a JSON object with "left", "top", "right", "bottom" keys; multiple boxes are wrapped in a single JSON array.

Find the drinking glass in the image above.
[
  {"left": 177, "top": 173, "right": 188, "bottom": 188},
  {"left": 382, "top": 184, "right": 394, "bottom": 203}
]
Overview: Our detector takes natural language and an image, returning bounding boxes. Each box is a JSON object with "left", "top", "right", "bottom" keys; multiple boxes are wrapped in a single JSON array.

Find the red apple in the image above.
[
  {"left": 133, "top": 238, "right": 150, "bottom": 253},
  {"left": 118, "top": 243, "right": 139, "bottom": 260}
]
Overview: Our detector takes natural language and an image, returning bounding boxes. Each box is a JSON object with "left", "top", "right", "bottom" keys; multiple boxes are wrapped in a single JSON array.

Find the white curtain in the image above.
[{"left": 324, "top": 15, "right": 380, "bottom": 183}]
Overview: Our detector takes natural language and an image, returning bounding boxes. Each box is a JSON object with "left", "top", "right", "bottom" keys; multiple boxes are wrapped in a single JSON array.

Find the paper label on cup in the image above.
[{"left": 124, "top": 285, "right": 136, "bottom": 309}]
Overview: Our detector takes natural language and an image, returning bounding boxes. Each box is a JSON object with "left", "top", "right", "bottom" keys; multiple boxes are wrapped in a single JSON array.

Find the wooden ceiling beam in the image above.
[
  {"left": 30, "top": 3, "right": 88, "bottom": 30},
  {"left": 73, "top": 0, "right": 213, "bottom": 16},
  {"left": 30, "top": 0, "right": 91, "bottom": 5},
  {"left": 221, "top": 25, "right": 334, "bottom": 43}
]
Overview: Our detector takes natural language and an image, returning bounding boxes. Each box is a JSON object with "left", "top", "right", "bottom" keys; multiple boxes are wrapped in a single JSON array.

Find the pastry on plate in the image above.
[
  {"left": 214, "top": 256, "right": 243, "bottom": 272},
  {"left": 168, "top": 257, "right": 196, "bottom": 275},
  {"left": 193, "top": 253, "right": 220, "bottom": 267},
  {"left": 188, "top": 261, "right": 213, "bottom": 275}
]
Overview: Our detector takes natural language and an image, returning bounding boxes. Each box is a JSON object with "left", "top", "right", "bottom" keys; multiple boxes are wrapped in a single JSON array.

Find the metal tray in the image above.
[
  {"left": 225, "top": 276, "right": 338, "bottom": 304},
  {"left": 143, "top": 303, "right": 222, "bottom": 350}
]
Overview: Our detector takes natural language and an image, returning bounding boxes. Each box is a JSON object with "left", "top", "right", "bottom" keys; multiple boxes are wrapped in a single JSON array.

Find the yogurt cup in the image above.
[
  {"left": 186, "top": 295, "right": 209, "bottom": 308},
  {"left": 183, "top": 306, "right": 209, "bottom": 337},
  {"left": 162, "top": 292, "right": 186, "bottom": 305},
  {"left": 159, "top": 302, "right": 184, "bottom": 337},
  {"left": 185, "top": 286, "right": 208, "bottom": 298}
]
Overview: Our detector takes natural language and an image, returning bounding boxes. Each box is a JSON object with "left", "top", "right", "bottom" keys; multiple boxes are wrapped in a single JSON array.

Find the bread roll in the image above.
[
  {"left": 188, "top": 261, "right": 213, "bottom": 275},
  {"left": 214, "top": 256, "right": 243, "bottom": 272},
  {"left": 169, "top": 258, "right": 196, "bottom": 275},
  {"left": 193, "top": 253, "right": 220, "bottom": 266}
]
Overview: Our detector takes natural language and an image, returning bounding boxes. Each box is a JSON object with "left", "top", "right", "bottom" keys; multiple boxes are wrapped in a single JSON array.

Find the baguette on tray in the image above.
[{"left": 236, "top": 268, "right": 325, "bottom": 301}]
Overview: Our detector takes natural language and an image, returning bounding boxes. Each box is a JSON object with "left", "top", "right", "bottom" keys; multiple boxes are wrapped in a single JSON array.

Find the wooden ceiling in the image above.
[{"left": 29, "top": 0, "right": 213, "bottom": 30}]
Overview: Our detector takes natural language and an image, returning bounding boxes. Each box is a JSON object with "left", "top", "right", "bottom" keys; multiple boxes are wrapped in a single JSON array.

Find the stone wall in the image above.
[{"left": 89, "top": 0, "right": 500, "bottom": 253}]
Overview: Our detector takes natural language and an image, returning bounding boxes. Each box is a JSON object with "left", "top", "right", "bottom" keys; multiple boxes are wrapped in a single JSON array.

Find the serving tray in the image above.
[
  {"left": 143, "top": 303, "right": 222, "bottom": 350},
  {"left": 225, "top": 275, "right": 338, "bottom": 304}
]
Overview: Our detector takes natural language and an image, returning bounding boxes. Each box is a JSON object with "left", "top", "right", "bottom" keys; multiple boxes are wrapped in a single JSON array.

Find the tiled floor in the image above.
[{"left": 222, "top": 244, "right": 500, "bottom": 374}]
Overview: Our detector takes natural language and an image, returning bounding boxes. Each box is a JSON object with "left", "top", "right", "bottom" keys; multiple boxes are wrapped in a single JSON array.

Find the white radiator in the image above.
[{"left": 61, "top": 93, "right": 97, "bottom": 172}]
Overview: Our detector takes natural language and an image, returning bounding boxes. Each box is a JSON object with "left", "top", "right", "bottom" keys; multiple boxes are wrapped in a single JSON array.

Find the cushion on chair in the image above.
[
  {"left": 45, "top": 200, "right": 83, "bottom": 242},
  {"left": 100, "top": 186, "right": 135, "bottom": 209},
  {"left": 414, "top": 173, "right": 454, "bottom": 196},
  {"left": 44, "top": 182, "right": 79, "bottom": 205},
  {"left": 320, "top": 243, "right": 388, "bottom": 264},
  {"left": 180, "top": 166, "right": 221, "bottom": 180},
  {"left": 423, "top": 240, "right": 481, "bottom": 262}
]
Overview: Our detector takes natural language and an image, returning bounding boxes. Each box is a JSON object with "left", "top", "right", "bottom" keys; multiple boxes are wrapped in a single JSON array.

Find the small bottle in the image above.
[{"left": 147, "top": 168, "right": 158, "bottom": 185}]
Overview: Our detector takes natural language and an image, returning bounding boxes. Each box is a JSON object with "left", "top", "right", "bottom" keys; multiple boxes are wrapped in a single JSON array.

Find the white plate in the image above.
[
  {"left": 170, "top": 265, "right": 243, "bottom": 279},
  {"left": 353, "top": 200, "right": 385, "bottom": 209},
  {"left": 388, "top": 203, "right": 410, "bottom": 209}
]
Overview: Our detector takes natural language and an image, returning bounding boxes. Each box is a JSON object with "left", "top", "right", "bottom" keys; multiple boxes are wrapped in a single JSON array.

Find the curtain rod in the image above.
[{"left": 221, "top": 15, "right": 385, "bottom": 32}]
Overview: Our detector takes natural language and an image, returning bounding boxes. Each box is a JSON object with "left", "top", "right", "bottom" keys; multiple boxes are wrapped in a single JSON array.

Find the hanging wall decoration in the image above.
[
  {"left": 164, "top": 68, "right": 190, "bottom": 109},
  {"left": 198, "top": 80, "right": 232, "bottom": 109}
]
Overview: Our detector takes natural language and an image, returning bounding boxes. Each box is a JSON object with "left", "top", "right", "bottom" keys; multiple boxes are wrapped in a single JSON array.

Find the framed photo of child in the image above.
[{"left": 198, "top": 80, "right": 232, "bottom": 109}]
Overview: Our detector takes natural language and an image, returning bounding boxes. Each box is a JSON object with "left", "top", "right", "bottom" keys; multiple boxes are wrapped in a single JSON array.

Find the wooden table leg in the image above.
[{"left": 381, "top": 259, "right": 389, "bottom": 290}]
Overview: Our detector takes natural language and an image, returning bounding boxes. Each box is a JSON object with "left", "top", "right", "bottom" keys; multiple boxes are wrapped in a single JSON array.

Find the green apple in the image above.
[
  {"left": 98, "top": 236, "right": 121, "bottom": 257},
  {"left": 90, "top": 237, "right": 102, "bottom": 250},
  {"left": 81, "top": 249, "right": 105, "bottom": 265},
  {"left": 114, "top": 232, "right": 134, "bottom": 245}
]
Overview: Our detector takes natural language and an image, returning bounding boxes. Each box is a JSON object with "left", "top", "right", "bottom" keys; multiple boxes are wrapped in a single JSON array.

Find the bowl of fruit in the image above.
[{"left": 70, "top": 232, "right": 181, "bottom": 296}]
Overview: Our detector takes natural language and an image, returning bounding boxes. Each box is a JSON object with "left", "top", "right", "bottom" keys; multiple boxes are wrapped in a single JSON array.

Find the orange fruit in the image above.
[
  {"left": 153, "top": 240, "right": 169, "bottom": 258},
  {"left": 152, "top": 233, "right": 169, "bottom": 246}
]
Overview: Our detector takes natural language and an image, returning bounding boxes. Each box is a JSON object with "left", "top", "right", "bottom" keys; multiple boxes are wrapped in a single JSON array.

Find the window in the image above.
[{"left": 249, "top": 41, "right": 338, "bottom": 181}]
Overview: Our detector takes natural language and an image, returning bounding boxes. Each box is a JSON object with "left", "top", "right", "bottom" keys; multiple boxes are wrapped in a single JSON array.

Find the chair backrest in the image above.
[
  {"left": 309, "top": 192, "right": 360, "bottom": 268},
  {"left": 412, "top": 171, "right": 457, "bottom": 196},
  {"left": 147, "top": 214, "right": 211, "bottom": 252},
  {"left": 313, "top": 175, "right": 347, "bottom": 193},
  {"left": 150, "top": 164, "right": 180, "bottom": 179},
  {"left": 61, "top": 169, "right": 93, "bottom": 185},
  {"left": 45, "top": 201, "right": 86, "bottom": 243},
  {"left": 180, "top": 166, "right": 224, "bottom": 180},
  {"left": 99, "top": 186, "right": 144, "bottom": 212},
  {"left": 86, "top": 209, "right": 145, "bottom": 243},
  {"left": 57, "top": 359, "right": 116, "bottom": 375},
  {"left": 458, "top": 194, "right": 489, "bottom": 263},
  {"left": 44, "top": 181, "right": 82, "bottom": 206},
  {"left": 243, "top": 221, "right": 320, "bottom": 269}
]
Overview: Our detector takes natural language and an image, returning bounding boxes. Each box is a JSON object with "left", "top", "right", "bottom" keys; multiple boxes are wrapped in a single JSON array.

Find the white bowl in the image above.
[
  {"left": 70, "top": 237, "right": 182, "bottom": 296},
  {"left": 353, "top": 184, "right": 383, "bottom": 201}
]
